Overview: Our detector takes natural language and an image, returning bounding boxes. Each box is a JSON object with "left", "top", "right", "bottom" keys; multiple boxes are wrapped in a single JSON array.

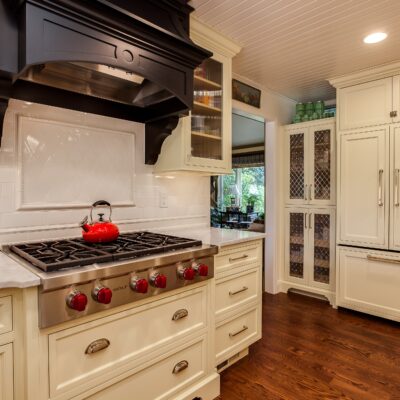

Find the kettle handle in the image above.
[{"left": 90, "top": 200, "right": 112, "bottom": 223}]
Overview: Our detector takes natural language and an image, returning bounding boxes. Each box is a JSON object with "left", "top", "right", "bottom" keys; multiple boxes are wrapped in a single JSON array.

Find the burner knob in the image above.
[
  {"left": 193, "top": 263, "right": 209, "bottom": 277},
  {"left": 130, "top": 277, "right": 149, "bottom": 294},
  {"left": 149, "top": 272, "right": 167, "bottom": 289},
  {"left": 92, "top": 286, "right": 113, "bottom": 304},
  {"left": 177, "top": 265, "right": 196, "bottom": 280},
  {"left": 66, "top": 291, "right": 88, "bottom": 312}
]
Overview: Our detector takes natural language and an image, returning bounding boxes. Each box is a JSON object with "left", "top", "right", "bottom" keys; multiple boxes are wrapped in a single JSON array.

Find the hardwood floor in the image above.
[{"left": 218, "top": 292, "right": 400, "bottom": 400}]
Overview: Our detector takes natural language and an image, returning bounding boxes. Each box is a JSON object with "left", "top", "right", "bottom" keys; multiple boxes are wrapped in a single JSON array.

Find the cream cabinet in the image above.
[
  {"left": 284, "top": 208, "right": 335, "bottom": 294},
  {"left": 337, "top": 246, "right": 400, "bottom": 322},
  {"left": 391, "top": 125, "right": 400, "bottom": 250},
  {"left": 154, "top": 18, "right": 241, "bottom": 175},
  {"left": 285, "top": 119, "right": 335, "bottom": 206},
  {"left": 338, "top": 127, "right": 389, "bottom": 248},
  {"left": 0, "top": 343, "right": 13, "bottom": 400}
]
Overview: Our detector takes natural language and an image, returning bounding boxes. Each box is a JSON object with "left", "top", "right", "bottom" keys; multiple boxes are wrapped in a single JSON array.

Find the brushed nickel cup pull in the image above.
[
  {"left": 367, "top": 255, "right": 400, "bottom": 264},
  {"left": 172, "top": 360, "right": 189, "bottom": 374},
  {"left": 229, "top": 325, "right": 248, "bottom": 338},
  {"left": 172, "top": 309, "right": 189, "bottom": 321},
  {"left": 85, "top": 338, "right": 110, "bottom": 354},
  {"left": 229, "top": 286, "right": 248, "bottom": 296},
  {"left": 229, "top": 254, "right": 248, "bottom": 263}
]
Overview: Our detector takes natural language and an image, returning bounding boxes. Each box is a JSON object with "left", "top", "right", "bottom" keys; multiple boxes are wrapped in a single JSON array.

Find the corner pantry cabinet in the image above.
[
  {"left": 285, "top": 119, "right": 336, "bottom": 206},
  {"left": 154, "top": 18, "right": 241, "bottom": 175}
]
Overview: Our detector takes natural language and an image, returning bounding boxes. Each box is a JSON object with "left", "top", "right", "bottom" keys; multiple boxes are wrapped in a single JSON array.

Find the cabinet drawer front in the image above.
[
  {"left": 215, "top": 306, "right": 260, "bottom": 363},
  {"left": 49, "top": 287, "right": 207, "bottom": 397},
  {"left": 87, "top": 338, "right": 206, "bottom": 400},
  {"left": 0, "top": 297, "right": 12, "bottom": 336},
  {"left": 338, "top": 248, "right": 400, "bottom": 319},
  {"left": 215, "top": 268, "right": 260, "bottom": 319},
  {"left": 215, "top": 241, "right": 262, "bottom": 274},
  {"left": 0, "top": 343, "right": 13, "bottom": 400}
]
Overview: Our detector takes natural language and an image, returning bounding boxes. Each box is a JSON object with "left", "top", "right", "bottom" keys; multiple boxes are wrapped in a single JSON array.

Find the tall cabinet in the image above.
[
  {"left": 281, "top": 119, "right": 336, "bottom": 304},
  {"left": 331, "top": 61, "right": 400, "bottom": 321},
  {"left": 154, "top": 18, "right": 241, "bottom": 175}
]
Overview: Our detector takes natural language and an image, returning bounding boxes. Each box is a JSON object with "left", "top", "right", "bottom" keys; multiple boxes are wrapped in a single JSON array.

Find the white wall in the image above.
[
  {"left": 232, "top": 73, "right": 296, "bottom": 294},
  {"left": 0, "top": 100, "right": 210, "bottom": 244}
]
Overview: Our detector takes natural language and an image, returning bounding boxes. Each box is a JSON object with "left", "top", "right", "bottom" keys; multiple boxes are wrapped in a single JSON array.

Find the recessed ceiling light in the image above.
[{"left": 363, "top": 32, "right": 387, "bottom": 44}]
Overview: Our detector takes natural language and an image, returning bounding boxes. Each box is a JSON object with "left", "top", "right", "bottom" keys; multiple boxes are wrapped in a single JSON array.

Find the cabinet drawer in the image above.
[
  {"left": 215, "top": 240, "right": 262, "bottom": 275},
  {"left": 215, "top": 306, "right": 261, "bottom": 364},
  {"left": 49, "top": 287, "right": 207, "bottom": 397},
  {"left": 87, "top": 337, "right": 206, "bottom": 400},
  {"left": 338, "top": 247, "right": 400, "bottom": 320},
  {"left": 215, "top": 268, "right": 260, "bottom": 320},
  {"left": 0, "top": 296, "right": 12, "bottom": 336}
]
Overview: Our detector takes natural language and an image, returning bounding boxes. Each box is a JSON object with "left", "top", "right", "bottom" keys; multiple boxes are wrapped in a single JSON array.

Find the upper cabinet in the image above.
[
  {"left": 154, "top": 19, "right": 241, "bottom": 175},
  {"left": 285, "top": 119, "right": 336, "bottom": 206}
]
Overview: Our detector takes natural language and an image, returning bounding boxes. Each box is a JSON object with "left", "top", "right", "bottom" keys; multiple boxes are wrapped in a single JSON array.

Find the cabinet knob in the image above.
[{"left": 390, "top": 111, "right": 398, "bottom": 118}]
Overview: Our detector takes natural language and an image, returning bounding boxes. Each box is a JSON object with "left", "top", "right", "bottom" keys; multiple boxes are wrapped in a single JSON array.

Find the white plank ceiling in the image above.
[{"left": 190, "top": 0, "right": 400, "bottom": 102}]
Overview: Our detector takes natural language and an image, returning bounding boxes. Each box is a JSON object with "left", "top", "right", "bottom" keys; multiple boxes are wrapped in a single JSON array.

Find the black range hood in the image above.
[{"left": 0, "top": 0, "right": 212, "bottom": 163}]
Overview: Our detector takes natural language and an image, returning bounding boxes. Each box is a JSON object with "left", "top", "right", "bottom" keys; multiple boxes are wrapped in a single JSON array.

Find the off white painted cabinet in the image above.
[
  {"left": 0, "top": 343, "right": 13, "bottom": 400},
  {"left": 285, "top": 119, "right": 335, "bottom": 206},
  {"left": 284, "top": 208, "right": 335, "bottom": 295},
  {"left": 390, "top": 125, "right": 400, "bottom": 250},
  {"left": 154, "top": 18, "right": 241, "bottom": 175},
  {"left": 338, "top": 127, "right": 389, "bottom": 248}
]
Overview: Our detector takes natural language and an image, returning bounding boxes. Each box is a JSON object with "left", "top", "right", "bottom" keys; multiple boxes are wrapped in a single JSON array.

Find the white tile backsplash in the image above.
[{"left": 0, "top": 100, "right": 210, "bottom": 243}]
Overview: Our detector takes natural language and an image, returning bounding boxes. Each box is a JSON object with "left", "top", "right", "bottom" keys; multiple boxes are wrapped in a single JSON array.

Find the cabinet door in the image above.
[
  {"left": 286, "top": 129, "right": 309, "bottom": 204},
  {"left": 309, "top": 124, "right": 335, "bottom": 205},
  {"left": 0, "top": 343, "right": 13, "bottom": 400},
  {"left": 390, "top": 125, "right": 400, "bottom": 250},
  {"left": 309, "top": 209, "right": 335, "bottom": 289},
  {"left": 339, "top": 128, "right": 389, "bottom": 248},
  {"left": 285, "top": 208, "right": 309, "bottom": 284},
  {"left": 338, "top": 78, "right": 393, "bottom": 130}
]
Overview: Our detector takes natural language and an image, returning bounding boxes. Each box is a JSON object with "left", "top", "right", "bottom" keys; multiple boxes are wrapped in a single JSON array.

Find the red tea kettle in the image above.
[{"left": 80, "top": 200, "right": 119, "bottom": 243}]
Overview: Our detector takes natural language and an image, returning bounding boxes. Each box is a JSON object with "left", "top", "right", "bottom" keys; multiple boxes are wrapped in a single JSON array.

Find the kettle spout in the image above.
[{"left": 80, "top": 216, "right": 91, "bottom": 232}]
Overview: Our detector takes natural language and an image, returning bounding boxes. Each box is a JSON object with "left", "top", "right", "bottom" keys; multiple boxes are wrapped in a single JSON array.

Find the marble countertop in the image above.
[
  {"left": 155, "top": 227, "right": 266, "bottom": 247},
  {"left": 0, "top": 252, "right": 40, "bottom": 289}
]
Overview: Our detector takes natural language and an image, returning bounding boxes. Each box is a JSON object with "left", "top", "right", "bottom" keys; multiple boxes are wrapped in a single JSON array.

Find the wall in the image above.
[
  {"left": 232, "top": 73, "right": 296, "bottom": 294},
  {"left": 0, "top": 100, "right": 210, "bottom": 244}
]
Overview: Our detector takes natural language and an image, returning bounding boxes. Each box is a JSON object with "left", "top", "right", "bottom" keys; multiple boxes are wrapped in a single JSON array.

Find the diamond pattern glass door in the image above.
[
  {"left": 313, "top": 129, "right": 331, "bottom": 201},
  {"left": 289, "top": 133, "right": 305, "bottom": 200},
  {"left": 289, "top": 212, "right": 305, "bottom": 279},
  {"left": 313, "top": 213, "right": 330, "bottom": 284}
]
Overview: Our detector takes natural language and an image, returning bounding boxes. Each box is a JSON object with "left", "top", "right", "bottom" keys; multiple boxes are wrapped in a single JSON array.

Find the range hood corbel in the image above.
[{"left": 0, "top": 0, "right": 212, "bottom": 161}]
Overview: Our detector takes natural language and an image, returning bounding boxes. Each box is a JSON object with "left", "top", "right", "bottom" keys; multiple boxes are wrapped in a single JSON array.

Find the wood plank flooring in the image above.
[{"left": 218, "top": 292, "right": 400, "bottom": 399}]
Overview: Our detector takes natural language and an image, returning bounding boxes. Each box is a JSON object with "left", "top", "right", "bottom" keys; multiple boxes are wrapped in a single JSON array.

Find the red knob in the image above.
[
  {"left": 93, "top": 287, "right": 113, "bottom": 304},
  {"left": 178, "top": 266, "right": 195, "bottom": 280},
  {"left": 131, "top": 277, "right": 149, "bottom": 294},
  {"left": 150, "top": 273, "right": 167, "bottom": 289},
  {"left": 66, "top": 291, "right": 88, "bottom": 311},
  {"left": 197, "top": 264, "right": 209, "bottom": 277}
]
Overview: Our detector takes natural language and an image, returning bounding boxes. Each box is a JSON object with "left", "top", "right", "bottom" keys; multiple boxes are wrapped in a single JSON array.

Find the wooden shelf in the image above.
[
  {"left": 191, "top": 131, "right": 222, "bottom": 140},
  {"left": 194, "top": 75, "right": 222, "bottom": 90},
  {"left": 193, "top": 101, "right": 222, "bottom": 115}
]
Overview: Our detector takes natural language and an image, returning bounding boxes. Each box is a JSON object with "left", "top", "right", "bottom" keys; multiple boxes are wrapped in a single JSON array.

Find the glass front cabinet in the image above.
[
  {"left": 154, "top": 19, "right": 241, "bottom": 174},
  {"left": 285, "top": 208, "right": 335, "bottom": 291}
]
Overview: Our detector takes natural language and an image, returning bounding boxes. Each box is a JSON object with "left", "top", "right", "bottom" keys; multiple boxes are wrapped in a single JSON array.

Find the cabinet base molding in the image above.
[
  {"left": 173, "top": 372, "right": 220, "bottom": 400},
  {"left": 216, "top": 347, "right": 249, "bottom": 373},
  {"left": 278, "top": 280, "right": 336, "bottom": 307}
]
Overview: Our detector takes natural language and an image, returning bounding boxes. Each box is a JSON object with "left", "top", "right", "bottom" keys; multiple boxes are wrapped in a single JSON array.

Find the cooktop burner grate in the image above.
[{"left": 10, "top": 232, "right": 202, "bottom": 272}]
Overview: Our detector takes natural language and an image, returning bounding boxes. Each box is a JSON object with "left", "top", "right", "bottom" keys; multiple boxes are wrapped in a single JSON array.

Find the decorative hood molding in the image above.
[{"left": 0, "top": 0, "right": 211, "bottom": 162}]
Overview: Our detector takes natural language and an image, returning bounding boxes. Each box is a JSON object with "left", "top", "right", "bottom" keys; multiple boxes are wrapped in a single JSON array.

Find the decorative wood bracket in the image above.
[
  {"left": 0, "top": 98, "right": 9, "bottom": 147},
  {"left": 145, "top": 116, "right": 180, "bottom": 164}
]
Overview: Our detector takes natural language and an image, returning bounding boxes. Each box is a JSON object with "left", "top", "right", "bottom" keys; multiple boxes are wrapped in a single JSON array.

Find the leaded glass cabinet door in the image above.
[
  {"left": 309, "top": 209, "right": 335, "bottom": 289},
  {"left": 285, "top": 208, "right": 308, "bottom": 284},
  {"left": 309, "top": 123, "right": 335, "bottom": 206},
  {"left": 286, "top": 129, "right": 308, "bottom": 204}
]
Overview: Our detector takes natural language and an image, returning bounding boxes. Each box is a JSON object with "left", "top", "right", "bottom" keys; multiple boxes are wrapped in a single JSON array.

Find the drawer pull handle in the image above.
[
  {"left": 229, "top": 286, "right": 249, "bottom": 296},
  {"left": 172, "top": 309, "right": 189, "bottom": 321},
  {"left": 229, "top": 325, "right": 248, "bottom": 338},
  {"left": 367, "top": 255, "right": 400, "bottom": 264},
  {"left": 229, "top": 254, "right": 248, "bottom": 263},
  {"left": 85, "top": 338, "right": 110, "bottom": 354},
  {"left": 172, "top": 360, "right": 189, "bottom": 374}
]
